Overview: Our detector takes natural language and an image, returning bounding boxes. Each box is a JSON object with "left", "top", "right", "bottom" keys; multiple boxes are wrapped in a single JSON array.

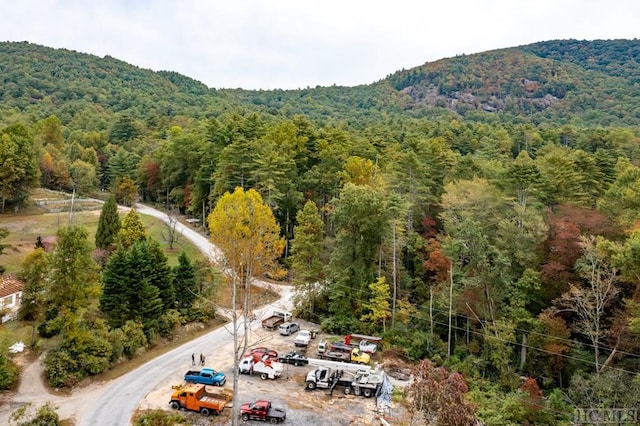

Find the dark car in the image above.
[{"left": 278, "top": 350, "right": 309, "bottom": 366}]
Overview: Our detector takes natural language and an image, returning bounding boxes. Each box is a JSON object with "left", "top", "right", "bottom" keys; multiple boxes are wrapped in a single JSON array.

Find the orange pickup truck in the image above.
[{"left": 169, "top": 383, "right": 232, "bottom": 416}]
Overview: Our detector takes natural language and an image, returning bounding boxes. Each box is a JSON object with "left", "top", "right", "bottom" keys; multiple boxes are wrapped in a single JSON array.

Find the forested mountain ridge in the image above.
[
  {"left": 387, "top": 39, "right": 640, "bottom": 125},
  {"left": 0, "top": 41, "right": 229, "bottom": 130},
  {"left": 4, "top": 38, "right": 640, "bottom": 425},
  {"left": 2, "top": 39, "right": 640, "bottom": 128}
]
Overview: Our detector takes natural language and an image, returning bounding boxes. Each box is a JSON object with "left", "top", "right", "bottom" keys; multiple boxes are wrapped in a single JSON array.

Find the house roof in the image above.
[{"left": 0, "top": 274, "right": 24, "bottom": 298}]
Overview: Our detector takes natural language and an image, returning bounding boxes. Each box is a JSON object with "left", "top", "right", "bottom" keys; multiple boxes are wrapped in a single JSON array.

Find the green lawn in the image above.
[{"left": 0, "top": 205, "right": 207, "bottom": 274}]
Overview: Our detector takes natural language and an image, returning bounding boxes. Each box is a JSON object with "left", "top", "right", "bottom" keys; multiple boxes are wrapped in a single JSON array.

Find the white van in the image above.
[{"left": 278, "top": 322, "right": 299, "bottom": 336}]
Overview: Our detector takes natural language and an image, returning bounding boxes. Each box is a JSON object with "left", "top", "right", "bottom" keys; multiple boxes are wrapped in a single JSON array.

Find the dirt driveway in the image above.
[{"left": 137, "top": 318, "right": 405, "bottom": 425}]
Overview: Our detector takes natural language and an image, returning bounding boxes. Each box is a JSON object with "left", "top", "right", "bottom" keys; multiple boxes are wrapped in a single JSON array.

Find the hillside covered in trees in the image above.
[{"left": 2, "top": 39, "right": 640, "bottom": 424}]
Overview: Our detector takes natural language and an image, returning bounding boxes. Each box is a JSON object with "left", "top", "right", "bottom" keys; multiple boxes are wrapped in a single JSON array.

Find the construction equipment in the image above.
[
  {"left": 307, "top": 358, "right": 371, "bottom": 372},
  {"left": 305, "top": 358, "right": 374, "bottom": 396}
]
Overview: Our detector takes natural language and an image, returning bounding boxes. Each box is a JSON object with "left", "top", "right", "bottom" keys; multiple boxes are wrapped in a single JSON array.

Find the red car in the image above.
[{"left": 244, "top": 347, "right": 278, "bottom": 362}]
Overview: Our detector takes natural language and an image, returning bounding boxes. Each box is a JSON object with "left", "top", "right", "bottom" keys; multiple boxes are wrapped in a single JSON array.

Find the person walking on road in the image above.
[
  {"left": 199, "top": 353, "right": 204, "bottom": 366},
  {"left": 192, "top": 353, "right": 195, "bottom": 366}
]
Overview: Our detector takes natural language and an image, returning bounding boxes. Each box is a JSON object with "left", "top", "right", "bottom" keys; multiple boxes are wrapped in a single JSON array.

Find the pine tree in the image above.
[
  {"left": 95, "top": 194, "right": 121, "bottom": 250},
  {"left": 172, "top": 251, "right": 197, "bottom": 309},
  {"left": 99, "top": 248, "right": 130, "bottom": 328},
  {"left": 144, "top": 239, "right": 174, "bottom": 311},
  {"left": 289, "top": 200, "right": 325, "bottom": 319}
]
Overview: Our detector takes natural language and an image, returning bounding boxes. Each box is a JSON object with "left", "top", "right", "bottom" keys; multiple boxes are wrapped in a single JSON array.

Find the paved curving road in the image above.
[
  {"left": 0, "top": 199, "right": 293, "bottom": 425},
  {"left": 74, "top": 203, "right": 291, "bottom": 426}
]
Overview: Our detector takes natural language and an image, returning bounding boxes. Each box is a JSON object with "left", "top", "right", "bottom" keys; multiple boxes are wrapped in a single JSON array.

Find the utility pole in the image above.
[
  {"left": 68, "top": 184, "right": 76, "bottom": 224},
  {"left": 447, "top": 259, "right": 454, "bottom": 361}
]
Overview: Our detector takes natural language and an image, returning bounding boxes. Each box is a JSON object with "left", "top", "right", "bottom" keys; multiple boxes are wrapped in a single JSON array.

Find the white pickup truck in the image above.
[{"left": 294, "top": 330, "right": 312, "bottom": 347}]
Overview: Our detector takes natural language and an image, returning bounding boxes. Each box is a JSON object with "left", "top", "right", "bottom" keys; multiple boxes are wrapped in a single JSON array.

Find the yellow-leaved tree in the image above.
[
  {"left": 117, "top": 208, "right": 147, "bottom": 249},
  {"left": 361, "top": 276, "right": 391, "bottom": 333},
  {"left": 207, "top": 187, "right": 284, "bottom": 425}
]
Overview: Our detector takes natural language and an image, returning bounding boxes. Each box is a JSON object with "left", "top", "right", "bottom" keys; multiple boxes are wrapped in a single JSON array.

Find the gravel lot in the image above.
[{"left": 138, "top": 318, "right": 407, "bottom": 425}]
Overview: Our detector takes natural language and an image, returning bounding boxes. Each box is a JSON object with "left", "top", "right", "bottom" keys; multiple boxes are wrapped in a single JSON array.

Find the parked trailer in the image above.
[
  {"left": 344, "top": 334, "right": 382, "bottom": 354},
  {"left": 261, "top": 310, "right": 292, "bottom": 330},
  {"left": 317, "top": 341, "right": 370, "bottom": 364}
]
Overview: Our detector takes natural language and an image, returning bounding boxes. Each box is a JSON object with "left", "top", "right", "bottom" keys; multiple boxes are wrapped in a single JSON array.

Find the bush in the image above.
[
  {"left": 10, "top": 401, "right": 60, "bottom": 426},
  {"left": 132, "top": 409, "right": 187, "bottom": 426},
  {"left": 108, "top": 328, "right": 125, "bottom": 362},
  {"left": 44, "top": 349, "right": 79, "bottom": 388},
  {"left": 182, "top": 305, "right": 216, "bottom": 323},
  {"left": 121, "top": 321, "right": 147, "bottom": 357},
  {"left": 37, "top": 317, "right": 63, "bottom": 338},
  {"left": 62, "top": 325, "right": 113, "bottom": 376},
  {"left": 158, "top": 309, "right": 181, "bottom": 338},
  {"left": 0, "top": 355, "right": 19, "bottom": 390},
  {"left": 320, "top": 316, "right": 361, "bottom": 334}
]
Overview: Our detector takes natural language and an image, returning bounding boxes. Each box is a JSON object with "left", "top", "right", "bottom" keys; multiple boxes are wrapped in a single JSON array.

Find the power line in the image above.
[
  {"left": 424, "top": 304, "right": 640, "bottom": 361},
  {"left": 430, "top": 318, "right": 640, "bottom": 378},
  {"left": 302, "top": 281, "right": 640, "bottom": 371}
]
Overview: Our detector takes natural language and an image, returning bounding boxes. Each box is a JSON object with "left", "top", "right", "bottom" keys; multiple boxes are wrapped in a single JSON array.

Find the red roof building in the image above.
[{"left": 0, "top": 273, "right": 24, "bottom": 323}]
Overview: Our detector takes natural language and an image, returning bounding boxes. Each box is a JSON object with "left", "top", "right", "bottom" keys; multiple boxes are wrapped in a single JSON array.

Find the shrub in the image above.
[
  {"left": 44, "top": 349, "right": 79, "bottom": 387},
  {"left": 0, "top": 355, "right": 19, "bottom": 390},
  {"left": 10, "top": 401, "right": 60, "bottom": 426},
  {"left": 157, "top": 309, "right": 181, "bottom": 338},
  {"left": 121, "top": 321, "right": 147, "bottom": 357},
  {"left": 132, "top": 409, "right": 187, "bottom": 426}
]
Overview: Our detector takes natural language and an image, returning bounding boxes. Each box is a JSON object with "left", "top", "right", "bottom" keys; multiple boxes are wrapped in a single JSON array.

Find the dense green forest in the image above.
[{"left": 2, "top": 39, "right": 640, "bottom": 424}]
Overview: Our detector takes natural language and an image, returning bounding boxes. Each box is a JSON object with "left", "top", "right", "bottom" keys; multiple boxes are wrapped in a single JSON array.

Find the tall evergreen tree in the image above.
[
  {"left": 172, "top": 251, "right": 197, "bottom": 309},
  {"left": 99, "top": 248, "right": 130, "bottom": 328},
  {"left": 99, "top": 239, "right": 169, "bottom": 330},
  {"left": 289, "top": 200, "right": 325, "bottom": 319},
  {"left": 95, "top": 194, "right": 121, "bottom": 250},
  {"left": 47, "top": 226, "right": 99, "bottom": 313},
  {"left": 143, "top": 239, "right": 174, "bottom": 311},
  {"left": 326, "top": 183, "right": 390, "bottom": 323}
]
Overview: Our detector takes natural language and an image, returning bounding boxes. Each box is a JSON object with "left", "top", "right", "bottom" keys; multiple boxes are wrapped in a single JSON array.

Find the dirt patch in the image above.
[{"left": 137, "top": 319, "right": 410, "bottom": 425}]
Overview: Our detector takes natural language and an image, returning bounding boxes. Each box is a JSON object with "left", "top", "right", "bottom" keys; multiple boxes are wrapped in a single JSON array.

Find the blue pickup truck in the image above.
[{"left": 184, "top": 368, "right": 226, "bottom": 386}]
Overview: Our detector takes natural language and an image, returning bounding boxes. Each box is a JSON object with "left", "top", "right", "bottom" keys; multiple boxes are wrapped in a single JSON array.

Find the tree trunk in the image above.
[
  {"left": 520, "top": 334, "right": 527, "bottom": 371},
  {"left": 447, "top": 260, "right": 454, "bottom": 361},
  {"left": 231, "top": 274, "right": 239, "bottom": 426},
  {"left": 391, "top": 223, "right": 397, "bottom": 329},
  {"left": 429, "top": 287, "right": 434, "bottom": 339}
]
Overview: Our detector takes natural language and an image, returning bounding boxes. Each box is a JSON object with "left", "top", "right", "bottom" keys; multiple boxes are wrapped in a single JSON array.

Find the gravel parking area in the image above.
[{"left": 138, "top": 318, "right": 407, "bottom": 425}]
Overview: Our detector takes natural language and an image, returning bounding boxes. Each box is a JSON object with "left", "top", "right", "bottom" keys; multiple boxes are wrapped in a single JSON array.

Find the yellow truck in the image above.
[
  {"left": 169, "top": 383, "right": 232, "bottom": 416},
  {"left": 317, "top": 341, "right": 370, "bottom": 364}
]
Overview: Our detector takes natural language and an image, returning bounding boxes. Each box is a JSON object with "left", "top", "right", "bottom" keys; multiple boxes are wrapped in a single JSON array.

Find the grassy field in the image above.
[{"left": 0, "top": 195, "right": 207, "bottom": 274}]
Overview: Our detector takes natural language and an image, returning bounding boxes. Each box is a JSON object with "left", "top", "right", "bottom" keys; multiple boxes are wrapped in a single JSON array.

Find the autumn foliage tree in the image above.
[
  {"left": 407, "top": 359, "right": 477, "bottom": 426},
  {"left": 114, "top": 176, "right": 137, "bottom": 206},
  {"left": 117, "top": 209, "right": 147, "bottom": 249},
  {"left": 360, "top": 276, "right": 391, "bottom": 332},
  {"left": 207, "top": 187, "right": 284, "bottom": 426}
]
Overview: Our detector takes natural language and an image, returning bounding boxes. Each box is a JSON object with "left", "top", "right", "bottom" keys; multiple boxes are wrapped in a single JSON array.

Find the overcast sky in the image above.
[{"left": 0, "top": 1, "right": 638, "bottom": 90}]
